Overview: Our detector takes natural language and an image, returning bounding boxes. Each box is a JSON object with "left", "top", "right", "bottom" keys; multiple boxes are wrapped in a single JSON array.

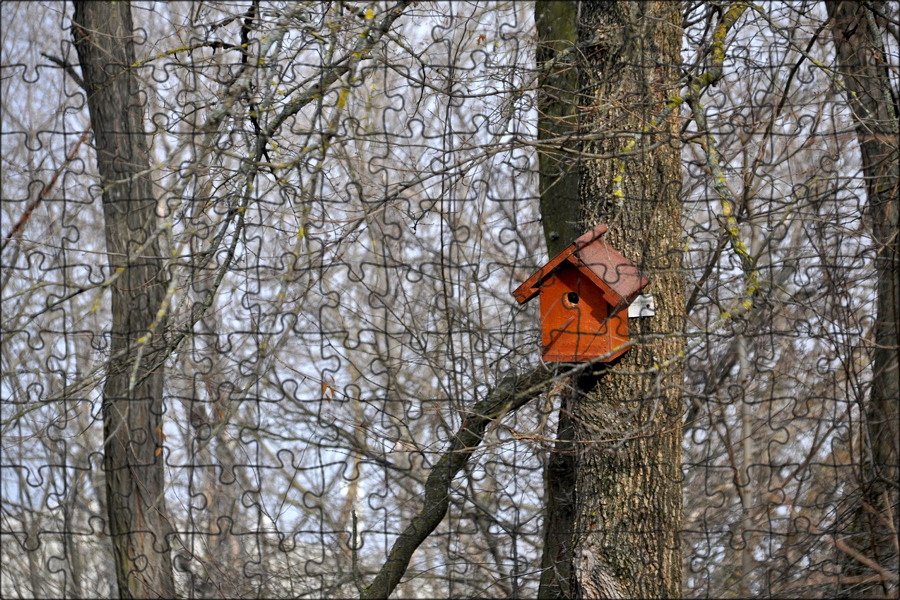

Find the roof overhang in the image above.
[{"left": 512, "top": 223, "right": 649, "bottom": 307}]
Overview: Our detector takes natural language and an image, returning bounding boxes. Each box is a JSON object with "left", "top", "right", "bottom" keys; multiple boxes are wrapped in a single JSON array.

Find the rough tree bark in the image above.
[
  {"left": 538, "top": 2, "right": 684, "bottom": 598},
  {"left": 827, "top": 1, "right": 899, "bottom": 596},
  {"left": 72, "top": 2, "right": 176, "bottom": 597}
]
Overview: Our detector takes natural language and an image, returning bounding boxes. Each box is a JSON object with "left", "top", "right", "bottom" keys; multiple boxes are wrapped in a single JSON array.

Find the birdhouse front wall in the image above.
[{"left": 538, "top": 267, "right": 629, "bottom": 363}]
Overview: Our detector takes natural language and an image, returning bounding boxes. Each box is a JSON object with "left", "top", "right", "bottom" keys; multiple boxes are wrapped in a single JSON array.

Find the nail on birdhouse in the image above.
[{"left": 512, "top": 223, "right": 650, "bottom": 363}]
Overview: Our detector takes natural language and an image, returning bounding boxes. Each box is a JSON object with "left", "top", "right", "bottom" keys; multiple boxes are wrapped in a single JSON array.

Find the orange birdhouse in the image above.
[{"left": 512, "top": 224, "right": 650, "bottom": 363}]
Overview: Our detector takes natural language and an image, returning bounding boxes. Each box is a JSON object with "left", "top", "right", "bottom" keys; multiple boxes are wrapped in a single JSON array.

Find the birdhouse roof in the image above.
[{"left": 513, "top": 223, "right": 649, "bottom": 307}]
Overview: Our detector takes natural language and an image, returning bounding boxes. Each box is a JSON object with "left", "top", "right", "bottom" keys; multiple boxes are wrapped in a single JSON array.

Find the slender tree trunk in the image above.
[
  {"left": 827, "top": 2, "right": 899, "bottom": 595},
  {"left": 535, "top": 1, "right": 583, "bottom": 258},
  {"left": 72, "top": 2, "right": 176, "bottom": 597},
  {"left": 535, "top": 4, "right": 582, "bottom": 597},
  {"left": 538, "top": 2, "right": 684, "bottom": 598}
]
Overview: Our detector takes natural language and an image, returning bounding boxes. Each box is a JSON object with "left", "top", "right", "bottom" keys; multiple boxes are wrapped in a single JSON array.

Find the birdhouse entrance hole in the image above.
[{"left": 563, "top": 292, "right": 579, "bottom": 308}]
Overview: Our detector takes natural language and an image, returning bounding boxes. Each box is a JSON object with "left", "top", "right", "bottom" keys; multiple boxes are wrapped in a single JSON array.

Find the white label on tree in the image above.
[{"left": 628, "top": 294, "right": 656, "bottom": 318}]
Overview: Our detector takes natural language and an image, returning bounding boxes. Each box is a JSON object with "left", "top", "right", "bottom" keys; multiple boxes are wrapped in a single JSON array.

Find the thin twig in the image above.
[
  {"left": 1, "top": 124, "right": 91, "bottom": 253},
  {"left": 40, "top": 52, "right": 85, "bottom": 90},
  {"left": 352, "top": 509, "right": 363, "bottom": 594}
]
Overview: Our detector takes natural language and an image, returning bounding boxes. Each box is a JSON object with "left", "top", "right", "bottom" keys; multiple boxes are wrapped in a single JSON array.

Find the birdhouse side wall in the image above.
[{"left": 538, "top": 267, "right": 629, "bottom": 362}]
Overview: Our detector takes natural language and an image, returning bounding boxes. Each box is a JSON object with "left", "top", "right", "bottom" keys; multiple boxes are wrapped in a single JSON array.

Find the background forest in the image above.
[{"left": 1, "top": 1, "right": 897, "bottom": 598}]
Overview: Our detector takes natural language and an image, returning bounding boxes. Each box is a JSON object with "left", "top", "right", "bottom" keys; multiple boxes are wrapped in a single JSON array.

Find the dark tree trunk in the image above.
[
  {"left": 535, "top": 1, "right": 583, "bottom": 258},
  {"left": 538, "top": 2, "right": 684, "bottom": 598},
  {"left": 534, "top": 4, "right": 582, "bottom": 597},
  {"left": 827, "top": 2, "right": 899, "bottom": 596},
  {"left": 72, "top": 2, "right": 175, "bottom": 597}
]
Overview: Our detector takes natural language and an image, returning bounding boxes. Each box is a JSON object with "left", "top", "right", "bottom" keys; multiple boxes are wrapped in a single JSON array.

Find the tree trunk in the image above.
[
  {"left": 535, "top": 4, "right": 582, "bottom": 597},
  {"left": 72, "top": 2, "right": 176, "bottom": 597},
  {"left": 827, "top": 2, "right": 899, "bottom": 596},
  {"left": 538, "top": 2, "right": 684, "bottom": 598},
  {"left": 535, "top": 1, "right": 583, "bottom": 258}
]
